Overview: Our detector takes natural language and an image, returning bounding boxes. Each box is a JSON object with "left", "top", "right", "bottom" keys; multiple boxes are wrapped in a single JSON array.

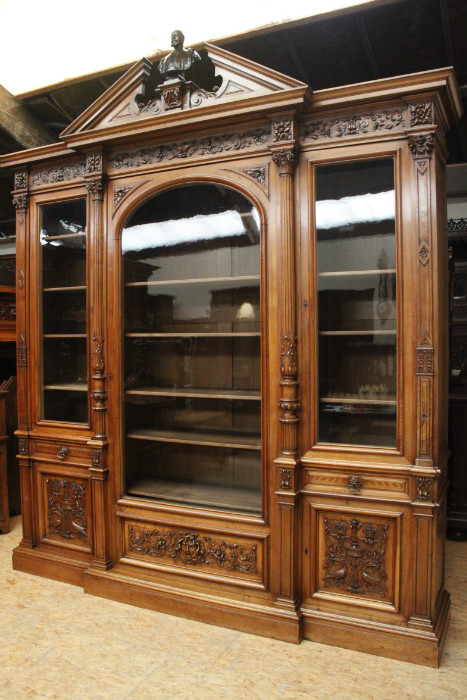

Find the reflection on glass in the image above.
[
  {"left": 122, "top": 184, "right": 261, "bottom": 513},
  {"left": 40, "top": 199, "right": 88, "bottom": 423},
  {"left": 316, "top": 159, "right": 397, "bottom": 447}
]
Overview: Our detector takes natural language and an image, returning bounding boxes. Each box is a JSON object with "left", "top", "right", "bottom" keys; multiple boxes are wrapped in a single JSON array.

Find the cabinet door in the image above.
[
  {"left": 39, "top": 199, "right": 88, "bottom": 423},
  {"left": 121, "top": 183, "right": 262, "bottom": 514},
  {"left": 315, "top": 158, "right": 397, "bottom": 448}
]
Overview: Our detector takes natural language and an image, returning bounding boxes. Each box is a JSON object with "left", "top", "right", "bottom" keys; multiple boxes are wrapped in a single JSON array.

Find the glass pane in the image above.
[
  {"left": 122, "top": 184, "right": 261, "bottom": 513},
  {"left": 316, "top": 159, "right": 397, "bottom": 447},
  {"left": 40, "top": 200, "right": 88, "bottom": 423}
]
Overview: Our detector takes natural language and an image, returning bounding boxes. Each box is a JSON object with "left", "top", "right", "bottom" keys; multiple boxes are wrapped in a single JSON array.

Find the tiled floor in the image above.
[{"left": 1, "top": 516, "right": 466, "bottom": 699}]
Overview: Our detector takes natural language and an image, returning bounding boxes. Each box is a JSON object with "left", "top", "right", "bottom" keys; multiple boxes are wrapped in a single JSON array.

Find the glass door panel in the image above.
[
  {"left": 122, "top": 184, "right": 262, "bottom": 513},
  {"left": 315, "top": 159, "right": 397, "bottom": 447},
  {"left": 40, "top": 199, "right": 88, "bottom": 423}
]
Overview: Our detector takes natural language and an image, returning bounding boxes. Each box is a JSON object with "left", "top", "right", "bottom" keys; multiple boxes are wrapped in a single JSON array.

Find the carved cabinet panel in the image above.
[{"left": 39, "top": 470, "right": 91, "bottom": 551}]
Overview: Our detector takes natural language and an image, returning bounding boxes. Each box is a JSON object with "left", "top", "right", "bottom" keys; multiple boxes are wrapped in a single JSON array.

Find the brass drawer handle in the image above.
[
  {"left": 57, "top": 446, "right": 68, "bottom": 461},
  {"left": 348, "top": 476, "right": 362, "bottom": 493}
]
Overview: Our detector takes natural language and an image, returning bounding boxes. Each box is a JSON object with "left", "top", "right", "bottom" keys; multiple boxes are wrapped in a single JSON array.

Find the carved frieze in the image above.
[
  {"left": 46, "top": 478, "right": 87, "bottom": 542},
  {"left": 409, "top": 102, "right": 433, "bottom": 127},
  {"left": 323, "top": 517, "right": 388, "bottom": 597},
  {"left": 110, "top": 128, "right": 270, "bottom": 171},
  {"left": 415, "top": 476, "right": 433, "bottom": 501},
  {"left": 30, "top": 162, "right": 86, "bottom": 187},
  {"left": 302, "top": 109, "right": 405, "bottom": 142},
  {"left": 128, "top": 524, "right": 258, "bottom": 575},
  {"left": 408, "top": 133, "right": 435, "bottom": 158}
]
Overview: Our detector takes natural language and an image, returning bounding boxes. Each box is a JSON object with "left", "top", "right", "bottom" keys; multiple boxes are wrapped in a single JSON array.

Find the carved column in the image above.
[
  {"left": 13, "top": 172, "right": 36, "bottom": 547},
  {"left": 85, "top": 153, "right": 111, "bottom": 570},
  {"left": 407, "top": 124, "right": 436, "bottom": 468},
  {"left": 270, "top": 117, "right": 301, "bottom": 623}
]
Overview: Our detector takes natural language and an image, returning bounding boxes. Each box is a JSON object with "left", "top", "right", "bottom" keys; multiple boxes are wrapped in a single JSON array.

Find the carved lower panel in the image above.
[
  {"left": 310, "top": 506, "right": 399, "bottom": 607},
  {"left": 45, "top": 477, "right": 89, "bottom": 546},
  {"left": 124, "top": 521, "right": 264, "bottom": 582}
]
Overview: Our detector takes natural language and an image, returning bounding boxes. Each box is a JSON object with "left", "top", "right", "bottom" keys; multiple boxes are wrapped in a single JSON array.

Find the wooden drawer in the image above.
[
  {"left": 30, "top": 438, "right": 93, "bottom": 467},
  {"left": 303, "top": 468, "right": 410, "bottom": 500}
]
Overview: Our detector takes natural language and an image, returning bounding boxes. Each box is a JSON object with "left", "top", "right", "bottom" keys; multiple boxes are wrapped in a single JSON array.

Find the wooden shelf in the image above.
[
  {"left": 43, "top": 232, "right": 86, "bottom": 241},
  {"left": 126, "top": 386, "right": 261, "bottom": 401},
  {"left": 127, "top": 478, "right": 261, "bottom": 512},
  {"left": 127, "top": 427, "right": 261, "bottom": 450},
  {"left": 43, "top": 382, "right": 88, "bottom": 392},
  {"left": 320, "top": 330, "right": 396, "bottom": 336},
  {"left": 43, "top": 334, "right": 87, "bottom": 339},
  {"left": 126, "top": 275, "right": 260, "bottom": 288},
  {"left": 320, "top": 395, "right": 397, "bottom": 405},
  {"left": 318, "top": 269, "right": 396, "bottom": 277},
  {"left": 43, "top": 285, "right": 86, "bottom": 292},
  {"left": 126, "top": 332, "right": 260, "bottom": 338}
]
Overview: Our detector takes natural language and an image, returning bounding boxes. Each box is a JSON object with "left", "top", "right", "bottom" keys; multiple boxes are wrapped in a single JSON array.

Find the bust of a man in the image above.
[{"left": 158, "top": 30, "right": 201, "bottom": 80}]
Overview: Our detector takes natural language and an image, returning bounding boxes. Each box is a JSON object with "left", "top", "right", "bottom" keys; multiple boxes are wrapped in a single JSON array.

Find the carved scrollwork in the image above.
[
  {"left": 323, "top": 517, "right": 388, "bottom": 597},
  {"left": 128, "top": 524, "right": 258, "bottom": 575},
  {"left": 415, "top": 476, "right": 433, "bottom": 501},
  {"left": 31, "top": 162, "right": 86, "bottom": 187},
  {"left": 408, "top": 133, "right": 435, "bottom": 158},
  {"left": 110, "top": 128, "right": 270, "bottom": 171},
  {"left": 303, "top": 110, "right": 405, "bottom": 141},
  {"left": 47, "top": 478, "right": 87, "bottom": 542},
  {"left": 409, "top": 102, "right": 433, "bottom": 127}
]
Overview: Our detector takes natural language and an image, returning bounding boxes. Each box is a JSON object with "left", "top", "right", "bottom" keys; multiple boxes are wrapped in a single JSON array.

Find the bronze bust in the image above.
[{"left": 158, "top": 30, "right": 201, "bottom": 80}]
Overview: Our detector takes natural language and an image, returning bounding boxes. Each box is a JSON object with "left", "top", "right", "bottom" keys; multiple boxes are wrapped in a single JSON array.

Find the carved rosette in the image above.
[
  {"left": 128, "top": 524, "right": 258, "bottom": 575},
  {"left": 409, "top": 102, "right": 433, "bottom": 127},
  {"left": 418, "top": 241, "right": 430, "bottom": 266},
  {"left": 14, "top": 170, "right": 28, "bottom": 190},
  {"left": 323, "top": 517, "right": 388, "bottom": 597},
  {"left": 408, "top": 133, "right": 435, "bottom": 159},
  {"left": 273, "top": 119, "right": 293, "bottom": 142},
  {"left": 86, "top": 153, "right": 103, "bottom": 174},
  {"left": 415, "top": 476, "right": 433, "bottom": 501},
  {"left": 46, "top": 478, "right": 87, "bottom": 542}
]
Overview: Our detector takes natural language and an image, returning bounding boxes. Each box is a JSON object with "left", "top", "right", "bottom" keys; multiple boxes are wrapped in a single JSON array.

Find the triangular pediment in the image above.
[{"left": 60, "top": 43, "right": 308, "bottom": 144}]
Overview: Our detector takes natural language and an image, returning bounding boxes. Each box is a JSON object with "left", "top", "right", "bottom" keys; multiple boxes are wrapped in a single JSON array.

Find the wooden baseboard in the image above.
[
  {"left": 12, "top": 545, "right": 88, "bottom": 587},
  {"left": 84, "top": 567, "right": 303, "bottom": 644},
  {"left": 302, "top": 593, "right": 451, "bottom": 667}
]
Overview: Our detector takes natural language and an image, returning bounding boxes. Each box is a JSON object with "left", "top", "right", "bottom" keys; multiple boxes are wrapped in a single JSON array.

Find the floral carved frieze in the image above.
[
  {"left": 110, "top": 128, "right": 270, "bottom": 171},
  {"left": 128, "top": 524, "right": 258, "bottom": 575},
  {"left": 323, "top": 517, "right": 388, "bottom": 597},
  {"left": 46, "top": 478, "right": 87, "bottom": 543},
  {"left": 302, "top": 109, "right": 405, "bottom": 142},
  {"left": 30, "top": 162, "right": 86, "bottom": 187}
]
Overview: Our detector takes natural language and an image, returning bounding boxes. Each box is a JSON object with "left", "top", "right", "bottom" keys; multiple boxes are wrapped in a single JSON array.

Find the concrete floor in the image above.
[{"left": 1, "top": 516, "right": 466, "bottom": 699}]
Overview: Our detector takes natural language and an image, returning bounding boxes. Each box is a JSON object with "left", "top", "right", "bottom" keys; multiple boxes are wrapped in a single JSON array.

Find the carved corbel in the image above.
[{"left": 408, "top": 132, "right": 435, "bottom": 160}]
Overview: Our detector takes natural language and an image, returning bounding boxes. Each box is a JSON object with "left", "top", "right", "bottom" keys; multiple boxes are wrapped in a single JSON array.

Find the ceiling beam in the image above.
[
  {"left": 0, "top": 83, "right": 55, "bottom": 151},
  {"left": 356, "top": 15, "right": 379, "bottom": 79}
]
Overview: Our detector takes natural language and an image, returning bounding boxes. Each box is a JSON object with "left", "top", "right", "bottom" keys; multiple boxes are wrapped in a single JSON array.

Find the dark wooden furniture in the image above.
[{"left": 0, "top": 42, "right": 461, "bottom": 666}]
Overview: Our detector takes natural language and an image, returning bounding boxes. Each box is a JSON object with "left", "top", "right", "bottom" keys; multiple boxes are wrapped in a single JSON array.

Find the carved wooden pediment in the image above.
[{"left": 60, "top": 43, "right": 308, "bottom": 146}]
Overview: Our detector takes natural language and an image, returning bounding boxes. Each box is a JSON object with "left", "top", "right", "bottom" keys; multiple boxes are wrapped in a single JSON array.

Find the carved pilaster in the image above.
[
  {"left": 12, "top": 171, "right": 29, "bottom": 434},
  {"left": 88, "top": 444, "right": 112, "bottom": 570},
  {"left": 270, "top": 134, "right": 301, "bottom": 622},
  {"left": 408, "top": 131, "right": 436, "bottom": 467}
]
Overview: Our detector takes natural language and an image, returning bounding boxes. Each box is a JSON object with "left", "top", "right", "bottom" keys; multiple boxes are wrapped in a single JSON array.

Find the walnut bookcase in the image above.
[{"left": 0, "top": 42, "right": 461, "bottom": 666}]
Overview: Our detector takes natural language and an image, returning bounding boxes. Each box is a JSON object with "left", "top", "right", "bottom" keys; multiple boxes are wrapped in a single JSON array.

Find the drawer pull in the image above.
[
  {"left": 348, "top": 476, "right": 362, "bottom": 493},
  {"left": 57, "top": 446, "right": 68, "bottom": 461}
]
